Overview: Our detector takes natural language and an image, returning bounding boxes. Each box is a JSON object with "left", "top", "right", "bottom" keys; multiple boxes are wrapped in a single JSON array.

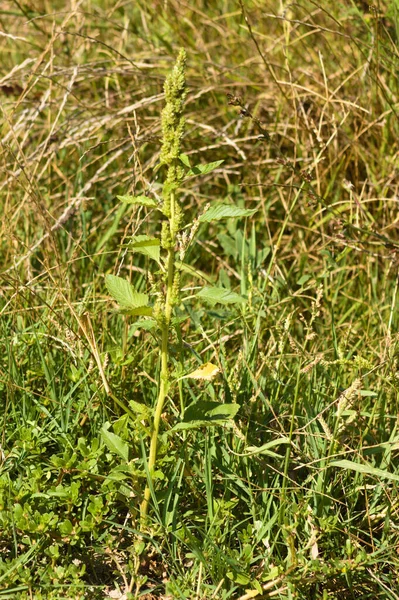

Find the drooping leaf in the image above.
[
  {"left": 199, "top": 203, "right": 257, "bottom": 223},
  {"left": 101, "top": 424, "right": 129, "bottom": 461},
  {"left": 196, "top": 286, "right": 246, "bottom": 305},
  {"left": 105, "top": 274, "right": 149, "bottom": 311},
  {"left": 117, "top": 194, "right": 158, "bottom": 207},
  {"left": 186, "top": 160, "right": 224, "bottom": 177},
  {"left": 331, "top": 459, "right": 399, "bottom": 482},
  {"left": 129, "top": 235, "right": 160, "bottom": 263}
]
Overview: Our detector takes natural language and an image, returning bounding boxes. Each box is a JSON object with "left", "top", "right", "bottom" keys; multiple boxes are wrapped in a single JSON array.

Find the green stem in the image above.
[
  {"left": 140, "top": 191, "right": 176, "bottom": 524},
  {"left": 279, "top": 367, "right": 301, "bottom": 527}
]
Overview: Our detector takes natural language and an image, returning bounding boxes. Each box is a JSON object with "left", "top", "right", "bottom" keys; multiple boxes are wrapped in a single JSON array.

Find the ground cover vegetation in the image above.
[{"left": 1, "top": 0, "right": 399, "bottom": 598}]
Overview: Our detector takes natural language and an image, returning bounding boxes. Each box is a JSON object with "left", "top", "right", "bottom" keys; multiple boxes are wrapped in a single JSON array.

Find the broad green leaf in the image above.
[
  {"left": 331, "top": 459, "right": 399, "bottom": 482},
  {"left": 184, "top": 400, "right": 239, "bottom": 422},
  {"left": 129, "top": 235, "right": 160, "bottom": 263},
  {"left": 105, "top": 275, "right": 149, "bottom": 311},
  {"left": 170, "top": 401, "right": 239, "bottom": 432},
  {"left": 101, "top": 424, "right": 129, "bottom": 461},
  {"left": 117, "top": 194, "right": 158, "bottom": 207},
  {"left": 186, "top": 159, "right": 224, "bottom": 177},
  {"left": 199, "top": 203, "right": 257, "bottom": 223},
  {"left": 196, "top": 286, "right": 246, "bottom": 305}
]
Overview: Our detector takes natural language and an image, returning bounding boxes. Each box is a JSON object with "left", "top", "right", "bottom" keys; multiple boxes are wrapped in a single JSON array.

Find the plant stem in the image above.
[{"left": 140, "top": 191, "right": 176, "bottom": 523}]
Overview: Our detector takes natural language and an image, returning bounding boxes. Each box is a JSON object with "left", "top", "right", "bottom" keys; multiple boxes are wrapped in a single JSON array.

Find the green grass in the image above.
[{"left": 2, "top": 0, "right": 399, "bottom": 598}]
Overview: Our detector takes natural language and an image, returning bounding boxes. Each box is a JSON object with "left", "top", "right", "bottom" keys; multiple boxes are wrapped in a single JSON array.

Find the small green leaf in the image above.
[
  {"left": 179, "top": 153, "right": 191, "bottom": 167},
  {"left": 101, "top": 424, "right": 129, "bottom": 462},
  {"left": 297, "top": 274, "right": 312, "bottom": 286},
  {"left": 186, "top": 160, "right": 224, "bottom": 177},
  {"left": 129, "top": 318, "right": 157, "bottom": 335},
  {"left": 196, "top": 286, "right": 246, "bottom": 305},
  {"left": 129, "top": 235, "right": 160, "bottom": 263},
  {"left": 253, "top": 580, "right": 263, "bottom": 594},
  {"left": 331, "top": 459, "right": 399, "bottom": 482},
  {"left": 226, "top": 571, "right": 251, "bottom": 585},
  {"left": 105, "top": 275, "right": 149, "bottom": 311},
  {"left": 117, "top": 194, "right": 158, "bottom": 207},
  {"left": 59, "top": 519, "right": 73, "bottom": 535},
  {"left": 128, "top": 399, "right": 151, "bottom": 419},
  {"left": 199, "top": 203, "right": 257, "bottom": 223}
]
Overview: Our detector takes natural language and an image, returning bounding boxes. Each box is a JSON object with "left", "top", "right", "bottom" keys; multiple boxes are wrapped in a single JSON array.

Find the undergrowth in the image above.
[{"left": 1, "top": 1, "right": 399, "bottom": 598}]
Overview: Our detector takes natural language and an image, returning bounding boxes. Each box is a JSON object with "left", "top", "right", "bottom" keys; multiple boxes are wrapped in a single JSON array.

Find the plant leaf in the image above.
[
  {"left": 331, "top": 459, "right": 399, "bottom": 482},
  {"left": 243, "top": 437, "right": 291, "bottom": 457},
  {"left": 186, "top": 160, "right": 224, "bottom": 177},
  {"left": 170, "top": 400, "right": 239, "bottom": 432},
  {"left": 105, "top": 274, "right": 149, "bottom": 310},
  {"left": 199, "top": 203, "right": 257, "bottom": 223},
  {"left": 121, "top": 306, "right": 153, "bottom": 317},
  {"left": 128, "top": 399, "right": 151, "bottom": 419},
  {"left": 182, "top": 362, "right": 220, "bottom": 380},
  {"left": 117, "top": 194, "right": 158, "bottom": 207},
  {"left": 129, "top": 235, "right": 160, "bottom": 263},
  {"left": 179, "top": 153, "right": 191, "bottom": 167},
  {"left": 171, "top": 419, "right": 235, "bottom": 432},
  {"left": 196, "top": 286, "right": 246, "bottom": 305},
  {"left": 101, "top": 424, "right": 129, "bottom": 461},
  {"left": 184, "top": 400, "right": 239, "bottom": 422},
  {"left": 129, "top": 318, "right": 157, "bottom": 335},
  {"left": 175, "top": 261, "right": 215, "bottom": 283}
]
